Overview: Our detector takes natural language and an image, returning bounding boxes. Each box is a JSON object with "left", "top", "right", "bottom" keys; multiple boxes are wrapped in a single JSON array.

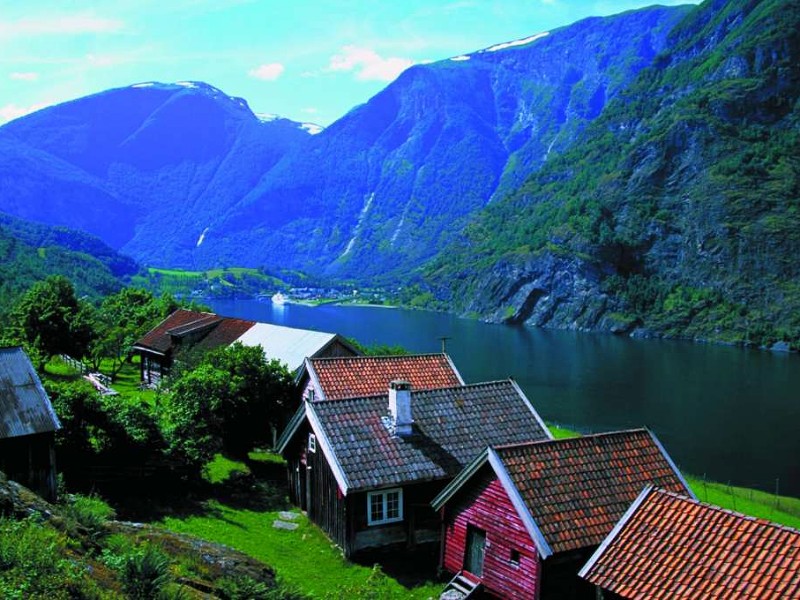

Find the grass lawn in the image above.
[{"left": 160, "top": 454, "right": 443, "bottom": 599}]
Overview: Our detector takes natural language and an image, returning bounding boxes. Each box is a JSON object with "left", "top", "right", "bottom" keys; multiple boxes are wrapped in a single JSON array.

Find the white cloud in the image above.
[
  {"left": 0, "top": 14, "right": 123, "bottom": 37},
  {"left": 10, "top": 72, "right": 39, "bottom": 81},
  {"left": 0, "top": 101, "right": 50, "bottom": 123},
  {"left": 248, "top": 62, "right": 285, "bottom": 81},
  {"left": 301, "top": 107, "right": 318, "bottom": 114},
  {"left": 328, "top": 45, "right": 414, "bottom": 82}
]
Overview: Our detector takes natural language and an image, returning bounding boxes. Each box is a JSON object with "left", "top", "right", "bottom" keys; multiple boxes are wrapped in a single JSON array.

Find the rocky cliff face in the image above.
[{"left": 430, "top": 0, "right": 800, "bottom": 347}]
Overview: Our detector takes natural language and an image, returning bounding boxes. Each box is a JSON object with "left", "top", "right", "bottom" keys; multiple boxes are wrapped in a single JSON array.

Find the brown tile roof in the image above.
[
  {"left": 133, "top": 309, "right": 255, "bottom": 355},
  {"left": 308, "top": 354, "right": 464, "bottom": 400},
  {"left": 496, "top": 430, "right": 690, "bottom": 554},
  {"left": 580, "top": 488, "right": 800, "bottom": 599},
  {"left": 133, "top": 309, "right": 216, "bottom": 354},
  {"left": 308, "top": 380, "right": 551, "bottom": 492}
]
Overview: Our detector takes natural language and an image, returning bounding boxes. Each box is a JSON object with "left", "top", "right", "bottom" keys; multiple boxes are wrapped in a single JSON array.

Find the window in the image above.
[
  {"left": 367, "top": 488, "right": 403, "bottom": 525},
  {"left": 510, "top": 549, "right": 521, "bottom": 567},
  {"left": 308, "top": 433, "right": 316, "bottom": 453}
]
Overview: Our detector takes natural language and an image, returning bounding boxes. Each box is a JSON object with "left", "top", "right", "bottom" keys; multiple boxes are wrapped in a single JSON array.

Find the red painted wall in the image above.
[{"left": 442, "top": 467, "right": 541, "bottom": 599}]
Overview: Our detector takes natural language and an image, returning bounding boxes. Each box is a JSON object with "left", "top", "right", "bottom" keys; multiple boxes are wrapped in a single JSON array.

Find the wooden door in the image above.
[{"left": 465, "top": 525, "right": 486, "bottom": 577}]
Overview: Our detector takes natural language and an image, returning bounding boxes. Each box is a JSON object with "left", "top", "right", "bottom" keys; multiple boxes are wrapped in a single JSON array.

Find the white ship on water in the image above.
[{"left": 271, "top": 292, "right": 287, "bottom": 305}]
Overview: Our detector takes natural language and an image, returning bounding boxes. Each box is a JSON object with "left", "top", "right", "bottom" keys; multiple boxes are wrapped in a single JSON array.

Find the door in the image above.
[{"left": 464, "top": 525, "right": 487, "bottom": 577}]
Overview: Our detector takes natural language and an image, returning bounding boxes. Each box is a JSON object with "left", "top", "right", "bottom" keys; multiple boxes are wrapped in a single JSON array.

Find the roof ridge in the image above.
[
  {"left": 494, "top": 427, "right": 650, "bottom": 451},
  {"left": 652, "top": 487, "right": 800, "bottom": 535},
  {"left": 310, "top": 352, "right": 449, "bottom": 362}
]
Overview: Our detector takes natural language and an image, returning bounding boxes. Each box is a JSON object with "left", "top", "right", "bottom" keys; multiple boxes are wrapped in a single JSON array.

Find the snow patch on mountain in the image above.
[{"left": 483, "top": 32, "right": 549, "bottom": 53}]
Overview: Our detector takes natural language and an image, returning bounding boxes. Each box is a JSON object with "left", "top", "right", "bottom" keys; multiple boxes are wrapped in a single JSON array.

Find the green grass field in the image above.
[{"left": 162, "top": 454, "right": 442, "bottom": 599}]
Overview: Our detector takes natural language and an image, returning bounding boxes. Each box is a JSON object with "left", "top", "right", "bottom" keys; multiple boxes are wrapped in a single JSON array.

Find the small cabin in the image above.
[
  {"left": 432, "top": 430, "right": 693, "bottom": 600},
  {"left": 276, "top": 379, "right": 552, "bottom": 557},
  {"left": 0, "top": 347, "right": 61, "bottom": 501},
  {"left": 579, "top": 486, "right": 800, "bottom": 599},
  {"left": 133, "top": 309, "right": 357, "bottom": 385},
  {"left": 296, "top": 353, "right": 465, "bottom": 402}
]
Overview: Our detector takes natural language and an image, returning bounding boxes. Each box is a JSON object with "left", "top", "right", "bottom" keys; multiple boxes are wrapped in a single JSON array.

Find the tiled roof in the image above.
[
  {"left": 192, "top": 317, "right": 255, "bottom": 352},
  {"left": 580, "top": 488, "right": 800, "bottom": 599},
  {"left": 133, "top": 309, "right": 218, "bottom": 354},
  {"left": 0, "top": 347, "right": 61, "bottom": 439},
  {"left": 496, "top": 430, "right": 690, "bottom": 554},
  {"left": 310, "top": 380, "right": 551, "bottom": 492},
  {"left": 308, "top": 354, "right": 464, "bottom": 400}
]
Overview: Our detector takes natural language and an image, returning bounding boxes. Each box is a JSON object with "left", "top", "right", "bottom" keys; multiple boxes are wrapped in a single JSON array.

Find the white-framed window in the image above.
[
  {"left": 367, "top": 488, "right": 403, "bottom": 525},
  {"left": 308, "top": 433, "right": 317, "bottom": 453}
]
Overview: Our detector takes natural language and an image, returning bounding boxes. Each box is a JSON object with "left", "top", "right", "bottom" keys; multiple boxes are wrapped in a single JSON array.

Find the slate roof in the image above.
[
  {"left": 306, "top": 354, "right": 464, "bottom": 400},
  {"left": 495, "top": 430, "right": 691, "bottom": 554},
  {"left": 0, "top": 347, "right": 61, "bottom": 439},
  {"left": 304, "top": 380, "right": 551, "bottom": 492},
  {"left": 580, "top": 487, "right": 800, "bottom": 599}
]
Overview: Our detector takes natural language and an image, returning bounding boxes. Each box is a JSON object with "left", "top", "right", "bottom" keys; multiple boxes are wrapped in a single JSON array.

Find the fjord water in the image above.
[{"left": 211, "top": 299, "right": 800, "bottom": 497}]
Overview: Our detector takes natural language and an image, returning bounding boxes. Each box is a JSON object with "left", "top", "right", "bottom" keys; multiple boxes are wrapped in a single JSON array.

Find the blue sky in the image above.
[{"left": 1, "top": 0, "right": 697, "bottom": 126}]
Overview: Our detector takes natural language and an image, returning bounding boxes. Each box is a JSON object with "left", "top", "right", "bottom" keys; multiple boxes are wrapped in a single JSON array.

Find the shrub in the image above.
[
  {"left": 217, "top": 575, "right": 307, "bottom": 600},
  {"left": 62, "top": 494, "right": 115, "bottom": 542},
  {"left": 120, "top": 543, "right": 172, "bottom": 599}
]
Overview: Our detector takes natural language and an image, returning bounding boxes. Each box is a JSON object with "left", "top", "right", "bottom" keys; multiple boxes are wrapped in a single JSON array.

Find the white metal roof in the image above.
[{"left": 234, "top": 323, "right": 339, "bottom": 372}]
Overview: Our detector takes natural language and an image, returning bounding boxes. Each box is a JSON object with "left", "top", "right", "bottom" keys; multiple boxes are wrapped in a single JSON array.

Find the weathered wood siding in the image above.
[
  {"left": 316, "top": 340, "right": 357, "bottom": 360},
  {"left": 139, "top": 352, "right": 167, "bottom": 385},
  {"left": 306, "top": 434, "right": 347, "bottom": 550},
  {"left": 0, "top": 432, "right": 58, "bottom": 501},
  {"left": 441, "top": 467, "right": 540, "bottom": 599},
  {"left": 349, "top": 481, "right": 446, "bottom": 554}
]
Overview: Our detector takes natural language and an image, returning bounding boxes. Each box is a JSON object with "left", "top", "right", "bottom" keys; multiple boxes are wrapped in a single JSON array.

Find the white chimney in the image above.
[{"left": 388, "top": 380, "right": 413, "bottom": 437}]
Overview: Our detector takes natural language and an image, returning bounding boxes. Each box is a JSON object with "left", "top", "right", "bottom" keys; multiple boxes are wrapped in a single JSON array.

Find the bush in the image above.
[
  {"left": 62, "top": 494, "right": 115, "bottom": 543},
  {"left": 120, "top": 543, "right": 172, "bottom": 599},
  {"left": 217, "top": 575, "right": 307, "bottom": 600},
  {"left": 0, "top": 517, "right": 82, "bottom": 599}
]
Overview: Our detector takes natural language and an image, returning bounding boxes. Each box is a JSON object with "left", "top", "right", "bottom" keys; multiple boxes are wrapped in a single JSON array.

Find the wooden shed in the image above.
[
  {"left": 432, "top": 430, "right": 693, "bottom": 599},
  {"left": 276, "top": 379, "right": 551, "bottom": 558},
  {"left": 0, "top": 347, "right": 61, "bottom": 501}
]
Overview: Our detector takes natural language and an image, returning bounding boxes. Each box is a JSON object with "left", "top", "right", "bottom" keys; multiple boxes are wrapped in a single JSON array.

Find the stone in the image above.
[{"left": 273, "top": 520, "right": 299, "bottom": 531}]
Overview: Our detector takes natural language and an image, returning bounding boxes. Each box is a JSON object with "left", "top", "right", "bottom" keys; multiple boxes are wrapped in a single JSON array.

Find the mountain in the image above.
[
  {"left": 205, "top": 5, "right": 691, "bottom": 277},
  {"left": 0, "top": 212, "right": 140, "bottom": 316},
  {"left": 426, "top": 0, "right": 800, "bottom": 347},
  {"left": 0, "top": 81, "right": 314, "bottom": 265}
]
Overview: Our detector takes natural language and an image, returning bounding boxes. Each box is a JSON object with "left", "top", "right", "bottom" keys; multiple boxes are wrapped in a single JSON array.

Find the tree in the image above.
[
  {"left": 160, "top": 343, "right": 295, "bottom": 465},
  {"left": 89, "top": 287, "right": 177, "bottom": 379},
  {"left": 13, "top": 275, "right": 96, "bottom": 366}
]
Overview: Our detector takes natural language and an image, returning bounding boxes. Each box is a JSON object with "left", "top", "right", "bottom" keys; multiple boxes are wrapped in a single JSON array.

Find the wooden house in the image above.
[
  {"left": 579, "top": 486, "right": 800, "bottom": 599},
  {"left": 133, "top": 308, "right": 356, "bottom": 385},
  {"left": 296, "top": 353, "right": 464, "bottom": 402},
  {"left": 276, "top": 379, "right": 551, "bottom": 557},
  {"left": 431, "top": 430, "right": 693, "bottom": 599},
  {"left": 0, "top": 347, "right": 61, "bottom": 501}
]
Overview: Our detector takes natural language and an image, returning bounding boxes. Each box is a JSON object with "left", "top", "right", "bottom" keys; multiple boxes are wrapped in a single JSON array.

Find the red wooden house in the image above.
[
  {"left": 276, "top": 379, "right": 551, "bottom": 557},
  {"left": 432, "top": 429, "right": 692, "bottom": 599},
  {"left": 579, "top": 486, "right": 800, "bottom": 599},
  {"left": 296, "top": 353, "right": 465, "bottom": 402}
]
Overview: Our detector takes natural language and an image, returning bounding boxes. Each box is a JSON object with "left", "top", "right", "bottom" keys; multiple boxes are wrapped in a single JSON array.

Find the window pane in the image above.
[
  {"left": 386, "top": 491, "right": 400, "bottom": 519},
  {"left": 370, "top": 494, "right": 384, "bottom": 522}
]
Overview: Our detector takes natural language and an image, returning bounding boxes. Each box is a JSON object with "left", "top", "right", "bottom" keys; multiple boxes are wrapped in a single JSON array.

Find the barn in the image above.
[
  {"left": 432, "top": 429, "right": 692, "bottom": 599},
  {"left": 0, "top": 347, "right": 61, "bottom": 501},
  {"left": 276, "top": 379, "right": 551, "bottom": 557}
]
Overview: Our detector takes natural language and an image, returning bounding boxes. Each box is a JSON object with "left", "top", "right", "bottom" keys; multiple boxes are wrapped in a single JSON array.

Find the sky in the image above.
[{"left": 1, "top": 0, "right": 698, "bottom": 127}]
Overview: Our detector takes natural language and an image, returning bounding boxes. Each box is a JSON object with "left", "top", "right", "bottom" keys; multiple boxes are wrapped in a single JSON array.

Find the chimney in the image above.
[{"left": 388, "top": 380, "right": 413, "bottom": 437}]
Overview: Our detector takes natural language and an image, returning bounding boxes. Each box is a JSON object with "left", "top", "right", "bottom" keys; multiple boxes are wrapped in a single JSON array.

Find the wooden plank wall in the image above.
[{"left": 442, "top": 467, "right": 541, "bottom": 599}]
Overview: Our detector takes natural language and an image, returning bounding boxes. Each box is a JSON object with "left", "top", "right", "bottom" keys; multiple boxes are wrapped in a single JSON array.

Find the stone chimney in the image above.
[{"left": 388, "top": 380, "right": 413, "bottom": 437}]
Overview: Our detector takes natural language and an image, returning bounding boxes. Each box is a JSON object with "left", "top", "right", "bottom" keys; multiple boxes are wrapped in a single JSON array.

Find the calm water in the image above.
[{"left": 210, "top": 299, "right": 800, "bottom": 497}]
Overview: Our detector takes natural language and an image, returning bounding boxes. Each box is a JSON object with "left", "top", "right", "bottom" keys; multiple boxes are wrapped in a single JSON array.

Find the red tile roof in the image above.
[
  {"left": 133, "top": 309, "right": 214, "bottom": 354},
  {"left": 307, "top": 354, "right": 464, "bottom": 400},
  {"left": 495, "top": 430, "right": 690, "bottom": 554},
  {"left": 192, "top": 317, "right": 255, "bottom": 352},
  {"left": 580, "top": 488, "right": 800, "bottom": 599}
]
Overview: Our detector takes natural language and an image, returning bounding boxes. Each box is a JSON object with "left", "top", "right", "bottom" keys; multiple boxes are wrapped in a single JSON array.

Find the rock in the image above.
[
  {"left": 770, "top": 341, "right": 791, "bottom": 353},
  {"left": 273, "top": 520, "right": 299, "bottom": 531},
  {"left": 279, "top": 511, "right": 300, "bottom": 521}
]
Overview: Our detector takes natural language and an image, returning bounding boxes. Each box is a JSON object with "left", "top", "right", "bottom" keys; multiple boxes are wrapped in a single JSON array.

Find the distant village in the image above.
[{"left": 2, "top": 306, "right": 799, "bottom": 599}]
